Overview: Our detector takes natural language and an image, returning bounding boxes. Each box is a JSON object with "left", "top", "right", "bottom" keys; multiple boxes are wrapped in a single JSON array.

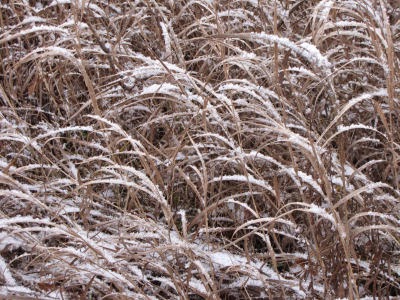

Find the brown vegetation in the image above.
[{"left": 0, "top": 0, "right": 399, "bottom": 299}]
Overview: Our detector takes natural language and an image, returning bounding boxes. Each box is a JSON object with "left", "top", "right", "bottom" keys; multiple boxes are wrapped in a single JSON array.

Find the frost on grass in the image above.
[{"left": 1, "top": 0, "right": 399, "bottom": 299}]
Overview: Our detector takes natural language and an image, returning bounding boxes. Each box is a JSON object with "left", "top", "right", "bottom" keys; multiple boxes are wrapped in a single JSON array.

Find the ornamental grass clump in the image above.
[{"left": 0, "top": 0, "right": 399, "bottom": 299}]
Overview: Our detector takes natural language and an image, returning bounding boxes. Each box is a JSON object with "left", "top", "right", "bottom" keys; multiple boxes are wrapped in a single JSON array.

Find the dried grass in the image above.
[{"left": 0, "top": 0, "right": 399, "bottom": 299}]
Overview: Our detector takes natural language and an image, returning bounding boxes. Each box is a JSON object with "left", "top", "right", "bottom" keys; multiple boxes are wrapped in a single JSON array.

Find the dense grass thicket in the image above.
[{"left": 1, "top": 0, "right": 400, "bottom": 299}]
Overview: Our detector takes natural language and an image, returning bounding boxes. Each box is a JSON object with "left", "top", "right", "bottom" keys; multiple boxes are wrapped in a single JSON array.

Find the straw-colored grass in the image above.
[{"left": 1, "top": 0, "right": 399, "bottom": 299}]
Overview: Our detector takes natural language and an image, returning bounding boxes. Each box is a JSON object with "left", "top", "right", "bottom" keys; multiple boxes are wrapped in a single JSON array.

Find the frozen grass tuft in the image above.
[{"left": 1, "top": 0, "right": 399, "bottom": 299}]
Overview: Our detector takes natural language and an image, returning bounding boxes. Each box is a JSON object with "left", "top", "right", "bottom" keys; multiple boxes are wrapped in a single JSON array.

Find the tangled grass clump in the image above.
[{"left": 0, "top": 0, "right": 399, "bottom": 299}]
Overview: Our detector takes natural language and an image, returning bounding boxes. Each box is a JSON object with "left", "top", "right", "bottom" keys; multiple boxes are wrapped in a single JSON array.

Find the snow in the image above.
[
  {"left": 218, "top": 82, "right": 281, "bottom": 121},
  {"left": 209, "top": 251, "right": 246, "bottom": 268},
  {"left": 160, "top": 22, "right": 172, "bottom": 61},
  {"left": 210, "top": 174, "right": 276, "bottom": 196},
  {"left": 375, "top": 194, "right": 399, "bottom": 203},
  {"left": 67, "top": 161, "right": 78, "bottom": 180},
  {"left": 0, "top": 134, "right": 41, "bottom": 152},
  {"left": 249, "top": 32, "right": 332, "bottom": 70},
  {"left": 318, "top": 89, "right": 389, "bottom": 144},
  {"left": 316, "top": 0, "right": 334, "bottom": 20},
  {"left": 288, "top": 168, "right": 325, "bottom": 197},
  {"left": 0, "top": 232, "right": 23, "bottom": 252},
  {"left": 207, "top": 249, "right": 307, "bottom": 297},
  {"left": 288, "top": 66, "right": 318, "bottom": 79},
  {"left": 308, "top": 204, "right": 336, "bottom": 225},
  {"left": 141, "top": 83, "right": 179, "bottom": 95},
  {"left": 22, "top": 16, "right": 46, "bottom": 24},
  {"left": 226, "top": 198, "right": 258, "bottom": 218},
  {"left": 299, "top": 42, "right": 332, "bottom": 69},
  {"left": 36, "top": 126, "right": 94, "bottom": 140},
  {"left": 0, "top": 216, "right": 51, "bottom": 227},
  {"left": 0, "top": 256, "right": 16, "bottom": 286},
  {"left": 284, "top": 132, "right": 325, "bottom": 159},
  {"left": 330, "top": 176, "right": 355, "bottom": 191},
  {"left": 177, "top": 210, "right": 188, "bottom": 237},
  {"left": 72, "top": 230, "right": 116, "bottom": 264},
  {"left": 0, "top": 285, "right": 38, "bottom": 296},
  {"left": 61, "top": 19, "right": 89, "bottom": 30},
  {"left": 49, "top": 0, "right": 106, "bottom": 17},
  {"left": 188, "top": 277, "right": 207, "bottom": 294},
  {"left": 0, "top": 26, "right": 68, "bottom": 44},
  {"left": 336, "top": 124, "right": 383, "bottom": 136},
  {"left": 3, "top": 1, "right": 399, "bottom": 298},
  {"left": 58, "top": 205, "right": 80, "bottom": 215},
  {"left": 239, "top": 50, "right": 257, "bottom": 59}
]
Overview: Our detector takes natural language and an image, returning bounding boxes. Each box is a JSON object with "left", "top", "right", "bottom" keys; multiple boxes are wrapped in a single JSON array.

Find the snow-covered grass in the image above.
[{"left": 0, "top": 0, "right": 399, "bottom": 299}]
